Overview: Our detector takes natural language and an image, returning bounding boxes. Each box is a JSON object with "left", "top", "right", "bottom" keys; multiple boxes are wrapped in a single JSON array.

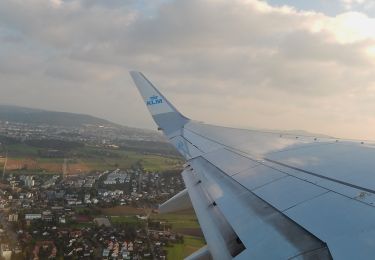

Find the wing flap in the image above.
[
  {"left": 182, "top": 169, "right": 243, "bottom": 259},
  {"left": 158, "top": 188, "right": 192, "bottom": 214},
  {"left": 184, "top": 245, "right": 211, "bottom": 260}
]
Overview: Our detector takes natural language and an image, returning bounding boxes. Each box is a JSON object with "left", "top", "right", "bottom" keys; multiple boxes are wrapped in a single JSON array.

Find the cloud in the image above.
[
  {"left": 341, "top": 0, "right": 368, "bottom": 10},
  {"left": 0, "top": 0, "right": 375, "bottom": 139},
  {"left": 339, "top": 0, "right": 375, "bottom": 14}
]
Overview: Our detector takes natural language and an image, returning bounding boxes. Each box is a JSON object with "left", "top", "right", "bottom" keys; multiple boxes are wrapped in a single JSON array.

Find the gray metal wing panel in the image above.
[
  {"left": 185, "top": 121, "right": 337, "bottom": 157},
  {"left": 169, "top": 135, "right": 202, "bottom": 159},
  {"left": 203, "top": 148, "right": 259, "bottom": 176},
  {"left": 284, "top": 192, "right": 375, "bottom": 259},
  {"left": 232, "top": 164, "right": 288, "bottom": 190},
  {"left": 316, "top": 179, "right": 375, "bottom": 205},
  {"left": 266, "top": 142, "right": 375, "bottom": 192},
  {"left": 252, "top": 176, "right": 329, "bottom": 212},
  {"left": 186, "top": 123, "right": 375, "bottom": 259},
  {"left": 256, "top": 160, "right": 375, "bottom": 207},
  {"left": 185, "top": 122, "right": 302, "bottom": 157},
  {"left": 182, "top": 126, "right": 222, "bottom": 153},
  {"left": 190, "top": 157, "right": 330, "bottom": 260}
]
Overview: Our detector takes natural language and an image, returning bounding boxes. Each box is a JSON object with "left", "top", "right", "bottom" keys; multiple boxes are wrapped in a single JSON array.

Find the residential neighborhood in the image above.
[{"left": 0, "top": 168, "right": 187, "bottom": 259}]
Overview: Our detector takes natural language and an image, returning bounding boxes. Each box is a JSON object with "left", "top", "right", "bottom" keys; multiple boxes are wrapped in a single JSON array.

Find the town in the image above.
[
  {"left": 0, "top": 119, "right": 164, "bottom": 146},
  {"left": 0, "top": 168, "right": 192, "bottom": 259},
  {"left": 0, "top": 109, "right": 203, "bottom": 259}
]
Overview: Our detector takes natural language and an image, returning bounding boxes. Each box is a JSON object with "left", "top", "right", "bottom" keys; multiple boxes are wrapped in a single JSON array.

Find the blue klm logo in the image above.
[{"left": 146, "top": 95, "right": 163, "bottom": 106}]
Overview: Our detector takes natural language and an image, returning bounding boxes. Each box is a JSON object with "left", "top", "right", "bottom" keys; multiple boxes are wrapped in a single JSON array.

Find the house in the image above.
[
  {"left": 42, "top": 210, "right": 53, "bottom": 222},
  {"left": 8, "top": 214, "right": 18, "bottom": 222},
  {"left": 59, "top": 217, "right": 66, "bottom": 224},
  {"left": 25, "top": 214, "right": 42, "bottom": 220},
  {"left": 128, "top": 242, "right": 134, "bottom": 252},
  {"left": 0, "top": 244, "right": 12, "bottom": 260},
  {"left": 94, "top": 218, "right": 111, "bottom": 227},
  {"left": 102, "top": 249, "right": 110, "bottom": 258}
]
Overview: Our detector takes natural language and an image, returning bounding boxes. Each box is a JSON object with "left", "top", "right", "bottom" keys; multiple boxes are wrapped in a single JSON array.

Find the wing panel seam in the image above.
[
  {"left": 183, "top": 126, "right": 375, "bottom": 208},
  {"left": 266, "top": 158, "right": 375, "bottom": 196}
]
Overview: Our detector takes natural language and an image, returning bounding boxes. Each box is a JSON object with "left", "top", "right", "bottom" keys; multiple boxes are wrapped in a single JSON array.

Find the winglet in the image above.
[{"left": 130, "top": 71, "right": 189, "bottom": 136}]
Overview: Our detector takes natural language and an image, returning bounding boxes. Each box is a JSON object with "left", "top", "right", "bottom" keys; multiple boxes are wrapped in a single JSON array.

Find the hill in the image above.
[
  {"left": 0, "top": 104, "right": 168, "bottom": 142},
  {"left": 0, "top": 105, "right": 115, "bottom": 127},
  {"left": 0, "top": 105, "right": 182, "bottom": 158}
]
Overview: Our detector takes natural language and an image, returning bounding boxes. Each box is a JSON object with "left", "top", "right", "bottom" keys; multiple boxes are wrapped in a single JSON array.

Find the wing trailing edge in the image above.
[
  {"left": 158, "top": 188, "right": 192, "bottom": 214},
  {"left": 184, "top": 245, "right": 211, "bottom": 260}
]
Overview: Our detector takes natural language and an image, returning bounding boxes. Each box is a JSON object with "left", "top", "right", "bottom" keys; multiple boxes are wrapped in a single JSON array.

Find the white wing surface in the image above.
[{"left": 130, "top": 71, "right": 375, "bottom": 260}]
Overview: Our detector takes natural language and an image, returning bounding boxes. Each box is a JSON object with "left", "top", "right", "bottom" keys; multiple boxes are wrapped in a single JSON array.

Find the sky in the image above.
[{"left": 1, "top": 0, "right": 375, "bottom": 140}]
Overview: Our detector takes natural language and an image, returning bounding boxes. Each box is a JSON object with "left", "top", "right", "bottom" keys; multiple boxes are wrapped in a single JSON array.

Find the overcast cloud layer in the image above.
[{"left": 0, "top": 0, "right": 375, "bottom": 139}]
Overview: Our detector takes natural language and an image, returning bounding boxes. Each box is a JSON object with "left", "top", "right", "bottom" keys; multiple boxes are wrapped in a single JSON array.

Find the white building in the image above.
[
  {"left": 0, "top": 244, "right": 12, "bottom": 260},
  {"left": 24, "top": 176, "right": 35, "bottom": 187},
  {"left": 25, "top": 214, "right": 42, "bottom": 220},
  {"left": 8, "top": 214, "right": 18, "bottom": 222}
]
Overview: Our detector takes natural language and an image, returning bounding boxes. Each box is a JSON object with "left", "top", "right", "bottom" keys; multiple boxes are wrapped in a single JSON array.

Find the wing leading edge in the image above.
[{"left": 130, "top": 71, "right": 375, "bottom": 260}]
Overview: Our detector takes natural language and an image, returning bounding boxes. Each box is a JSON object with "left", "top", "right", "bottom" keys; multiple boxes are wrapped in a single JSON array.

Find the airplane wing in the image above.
[{"left": 130, "top": 71, "right": 375, "bottom": 260}]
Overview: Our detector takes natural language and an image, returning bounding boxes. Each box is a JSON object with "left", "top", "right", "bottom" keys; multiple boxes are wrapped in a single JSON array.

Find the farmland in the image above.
[
  {"left": 1, "top": 142, "right": 183, "bottom": 175},
  {"left": 152, "top": 210, "right": 205, "bottom": 259},
  {"left": 151, "top": 210, "right": 202, "bottom": 232},
  {"left": 103, "top": 208, "right": 205, "bottom": 260},
  {"left": 0, "top": 107, "right": 203, "bottom": 259},
  {"left": 166, "top": 235, "right": 205, "bottom": 259}
]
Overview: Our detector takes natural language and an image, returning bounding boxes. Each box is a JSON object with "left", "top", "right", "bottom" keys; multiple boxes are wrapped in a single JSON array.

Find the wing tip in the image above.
[
  {"left": 129, "top": 70, "right": 189, "bottom": 135},
  {"left": 129, "top": 70, "right": 140, "bottom": 75}
]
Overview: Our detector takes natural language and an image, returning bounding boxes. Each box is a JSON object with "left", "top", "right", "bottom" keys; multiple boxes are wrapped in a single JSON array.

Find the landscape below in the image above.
[{"left": 0, "top": 105, "right": 202, "bottom": 260}]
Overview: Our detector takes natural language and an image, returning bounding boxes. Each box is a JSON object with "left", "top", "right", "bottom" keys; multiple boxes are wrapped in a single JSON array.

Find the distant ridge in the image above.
[
  {"left": 0, "top": 104, "right": 116, "bottom": 127},
  {"left": 0, "top": 105, "right": 181, "bottom": 155}
]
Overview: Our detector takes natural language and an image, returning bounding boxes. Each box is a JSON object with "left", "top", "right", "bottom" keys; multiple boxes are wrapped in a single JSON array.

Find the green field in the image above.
[
  {"left": 5, "top": 143, "right": 40, "bottom": 156},
  {"left": 108, "top": 209, "right": 205, "bottom": 260},
  {"left": 2, "top": 143, "right": 183, "bottom": 174},
  {"left": 68, "top": 222, "right": 95, "bottom": 229},
  {"left": 151, "top": 211, "right": 201, "bottom": 230},
  {"left": 153, "top": 210, "right": 205, "bottom": 259},
  {"left": 0, "top": 158, "right": 4, "bottom": 169},
  {"left": 80, "top": 149, "right": 182, "bottom": 172},
  {"left": 106, "top": 209, "right": 201, "bottom": 232},
  {"left": 166, "top": 235, "right": 205, "bottom": 260},
  {"left": 110, "top": 216, "right": 140, "bottom": 225}
]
